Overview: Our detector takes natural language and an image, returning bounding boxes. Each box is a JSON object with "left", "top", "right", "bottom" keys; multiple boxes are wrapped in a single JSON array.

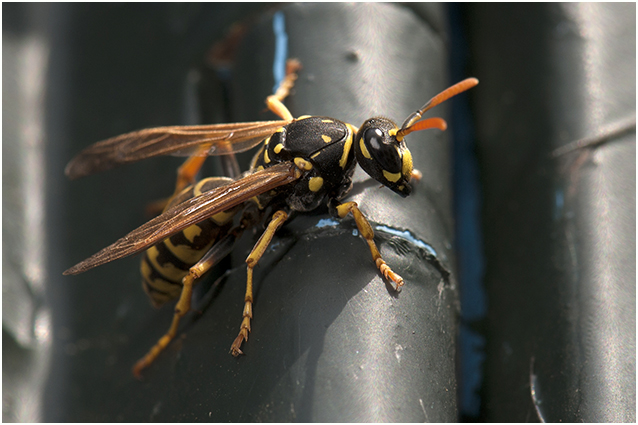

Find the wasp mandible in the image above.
[{"left": 64, "top": 59, "right": 478, "bottom": 378}]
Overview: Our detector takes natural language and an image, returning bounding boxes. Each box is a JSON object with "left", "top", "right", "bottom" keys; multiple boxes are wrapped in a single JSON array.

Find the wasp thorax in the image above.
[{"left": 355, "top": 117, "right": 413, "bottom": 197}]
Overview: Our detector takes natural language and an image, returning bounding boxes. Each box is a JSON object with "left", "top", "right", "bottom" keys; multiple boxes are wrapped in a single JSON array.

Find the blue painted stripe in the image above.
[
  {"left": 375, "top": 225, "right": 438, "bottom": 257},
  {"left": 272, "top": 11, "right": 288, "bottom": 93}
]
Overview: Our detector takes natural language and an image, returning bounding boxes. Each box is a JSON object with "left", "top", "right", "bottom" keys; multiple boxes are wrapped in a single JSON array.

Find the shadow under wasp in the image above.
[{"left": 64, "top": 59, "right": 478, "bottom": 378}]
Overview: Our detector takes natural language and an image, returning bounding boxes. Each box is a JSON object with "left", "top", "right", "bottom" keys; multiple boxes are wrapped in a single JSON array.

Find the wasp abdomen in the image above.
[{"left": 141, "top": 177, "right": 239, "bottom": 308}]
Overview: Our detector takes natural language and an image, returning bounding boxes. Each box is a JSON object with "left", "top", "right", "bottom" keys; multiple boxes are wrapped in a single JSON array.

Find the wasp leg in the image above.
[
  {"left": 265, "top": 59, "right": 301, "bottom": 121},
  {"left": 230, "top": 209, "right": 289, "bottom": 356},
  {"left": 132, "top": 230, "right": 239, "bottom": 378},
  {"left": 335, "top": 201, "right": 405, "bottom": 291}
]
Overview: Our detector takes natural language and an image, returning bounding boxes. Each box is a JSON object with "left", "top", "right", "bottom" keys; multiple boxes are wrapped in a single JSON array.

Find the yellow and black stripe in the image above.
[{"left": 140, "top": 177, "right": 240, "bottom": 307}]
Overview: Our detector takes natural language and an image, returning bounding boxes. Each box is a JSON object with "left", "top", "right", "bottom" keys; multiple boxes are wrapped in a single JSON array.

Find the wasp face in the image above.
[{"left": 354, "top": 117, "right": 414, "bottom": 197}]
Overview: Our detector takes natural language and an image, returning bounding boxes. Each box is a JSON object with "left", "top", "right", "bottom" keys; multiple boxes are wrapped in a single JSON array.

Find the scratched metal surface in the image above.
[{"left": 468, "top": 3, "right": 636, "bottom": 422}]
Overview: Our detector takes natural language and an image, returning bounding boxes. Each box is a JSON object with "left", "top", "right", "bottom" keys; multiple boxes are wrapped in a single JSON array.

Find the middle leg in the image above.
[{"left": 230, "top": 209, "right": 289, "bottom": 356}]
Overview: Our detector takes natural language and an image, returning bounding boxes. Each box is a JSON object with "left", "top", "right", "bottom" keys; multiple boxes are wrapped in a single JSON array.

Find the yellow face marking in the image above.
[
  {"left": 321, "top": 134, "right": 332, "bottom": 143},
  {"left": 388, "top": 127, "right": 403, "bottom": 142},
  {"left": 359, "top": 138, "right": 372, "bottom": 160},
  {"left": 274, "top": 143, "right": 284, "bottom": 154},
  {"left": 383, "top": 170, "right": 402, "bottom": 183},
  {"left": 294, "top": 157, "right": 313, "bottom": 171},
  {"left": 401, "top": 148, "right": 413, "bottom": 179},
  {"left": 308, "top": 176, "right": 324, "bottom": 192},
  {"left": 183, "top": 224, "right": 202, "bottom": 243},
  {"left": 146, "top": 246, "right": 188, "bottom": 282}
]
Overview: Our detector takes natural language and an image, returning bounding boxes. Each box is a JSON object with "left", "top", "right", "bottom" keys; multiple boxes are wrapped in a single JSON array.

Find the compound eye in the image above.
[
  {"left": 363, "top": 127, "right": 402, "bottom": 173},
  {"left": 364, "top": 128, "right": 384, "bottom": 151}
]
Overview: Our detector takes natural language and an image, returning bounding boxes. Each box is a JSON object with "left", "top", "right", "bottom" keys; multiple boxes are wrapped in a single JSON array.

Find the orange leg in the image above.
[
  {"left": 132, "top": 233, "right": 235, "bottom": 378},
  {"left": 335, "top": 202, "right": 404, "bottom": 291},
  {"left": 133, "top": 269, "right": 196, "bottom": 379},
  {"left": 265, "top": 59, "right": 301, "bottom": 121},
  {"left": 230, "top": 209, "right": 289, "bottom": 356}
]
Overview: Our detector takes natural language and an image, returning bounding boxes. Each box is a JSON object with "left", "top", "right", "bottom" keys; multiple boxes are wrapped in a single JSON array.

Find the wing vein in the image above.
[{"left": 63, "top": 162, "right": 299, "bottom": 275}]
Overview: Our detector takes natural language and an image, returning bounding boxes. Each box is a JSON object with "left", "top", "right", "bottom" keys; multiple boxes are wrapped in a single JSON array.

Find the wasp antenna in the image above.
[
  {"left": 396, "top": 117, "right": 447, "bottom": 140},
  {"left": 400, "top": 78, "right": 479, "bottom": 130}
]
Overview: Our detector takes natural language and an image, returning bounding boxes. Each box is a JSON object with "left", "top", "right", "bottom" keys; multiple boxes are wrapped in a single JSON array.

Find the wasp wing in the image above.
[
  {"left": 63, "top": 162, "right": 299, "bottom": 275},
  {"left": 65, "top": 119, "right": 291, "bottom": 179}
]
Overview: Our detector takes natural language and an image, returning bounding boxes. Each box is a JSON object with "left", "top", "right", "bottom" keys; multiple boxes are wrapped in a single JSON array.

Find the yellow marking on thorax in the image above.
[
  {"left": 146, "top": 246, "right": 188, "bottom": 282},
  {"left": 339, "top": 124, "right": 356, "bottom": 168},
  {"left": 297, "top": 115, "right": 312, "bottom": 120},
  {"left": 383, "top": 170, "right": 402, "bottom": 183},
  {"left": 321, "top": 119, "right": 334, "bottom": 123},
  {"left": 274, "top": 143, "right": 284, "bottom": 154},
  {"left": 294, "top": 157, "right": 313, "bottom": 171},
  {"left": 308, "top": 176, "right": 324, "bottom": 192},
  {"left": 321, "top": 134, "right": 332, "bottom": 143},
  {"left": 263, "top": 148, "right": 271, "bottom": 164}
]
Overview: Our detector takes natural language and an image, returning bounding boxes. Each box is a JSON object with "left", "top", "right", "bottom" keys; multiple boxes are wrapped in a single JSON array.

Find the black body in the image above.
[{"left": 252, "top": 116, "right": 358, "bottom": 212}]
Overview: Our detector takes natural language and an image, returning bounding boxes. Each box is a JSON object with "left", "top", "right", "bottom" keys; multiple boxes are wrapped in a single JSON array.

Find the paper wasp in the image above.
[{"left": 64, "top": 59, "right": 478, "bottom": 378}]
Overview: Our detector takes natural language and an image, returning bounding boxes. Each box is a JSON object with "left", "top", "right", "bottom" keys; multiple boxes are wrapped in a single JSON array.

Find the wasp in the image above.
[{"left": 64, "top": 59, "right": 478, "bottom": 378}]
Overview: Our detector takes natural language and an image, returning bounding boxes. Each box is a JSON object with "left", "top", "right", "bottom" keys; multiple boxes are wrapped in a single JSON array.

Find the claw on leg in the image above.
[{"left": 336, "top": 201, "right": 404, "bottom": 291}]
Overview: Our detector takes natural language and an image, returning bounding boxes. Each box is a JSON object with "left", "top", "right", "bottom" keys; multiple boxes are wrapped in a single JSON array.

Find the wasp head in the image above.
[
  {"left": 354, "top": 117, "right": 414, "bottom": 197},
  {"left": 354, "top": 78, "right": 479, "bottom": 198}
]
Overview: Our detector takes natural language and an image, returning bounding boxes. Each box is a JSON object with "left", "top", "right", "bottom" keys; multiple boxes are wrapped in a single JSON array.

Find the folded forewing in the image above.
[{"left": 63, "top": 162, "right": 299, "bottom": 275}]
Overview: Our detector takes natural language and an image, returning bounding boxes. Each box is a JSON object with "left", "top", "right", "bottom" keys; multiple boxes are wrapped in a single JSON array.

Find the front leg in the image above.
[{"left": 333, "top": 201, "right": 404, "bottom": 291}]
